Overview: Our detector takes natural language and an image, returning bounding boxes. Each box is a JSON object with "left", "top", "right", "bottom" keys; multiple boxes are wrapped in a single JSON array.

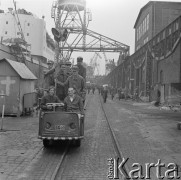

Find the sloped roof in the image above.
[{"left": 0, "top": 58, "right": 37, "bottom": 80}]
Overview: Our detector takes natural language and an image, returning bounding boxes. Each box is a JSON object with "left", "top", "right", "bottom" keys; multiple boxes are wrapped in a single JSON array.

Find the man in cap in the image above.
[
  {"left": 40, "top": 86, "right": 62, "bottom": 111},
  {"left": 64, "top": 61, "right": 72, "bottom": 77},
  {"left": 55, "top": 65, "right": 86, "bottom": 101},
  {"left": 44, "top": 61, "right": 64, "bottom": 89},
  {"left": 76, "top": 56, "right": 86, "bottom": 80},
  {"left": 47, "top": 60, "right": 54, "bottom": 70},
  {"left": 54, "top": 64, "right": 67, "bottom": 101}
]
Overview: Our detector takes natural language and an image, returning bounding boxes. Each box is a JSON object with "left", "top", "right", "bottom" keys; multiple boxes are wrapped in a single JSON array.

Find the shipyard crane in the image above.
[
  {"left": 102, "top": 52, "right": 110, "bottom": 75},
  {"left": 51, "top": 0, "right": 130, "bottom": 64},
  {"left": 89, "top": 52, "right": 102, "bottom": 75}
]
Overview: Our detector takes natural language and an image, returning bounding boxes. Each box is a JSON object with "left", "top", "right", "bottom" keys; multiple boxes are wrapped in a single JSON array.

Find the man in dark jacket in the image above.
[
  {"left": 64, "top": 87, "right": 84, "bottom": 118},
  {"left": 102, "top": 86, "right": 108, "bottom": 103},
  {"left": 56, "top": 65, "right": 86, "bottom": 101},
  {"left": 41, "top": 86, "right": 62, "bottom": 111},
  {"left": 76, "top": 56, "right": 86, "bottom": 80}
]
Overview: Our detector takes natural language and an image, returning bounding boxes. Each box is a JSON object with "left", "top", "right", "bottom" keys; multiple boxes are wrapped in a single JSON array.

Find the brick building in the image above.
[
  {"left": 105, "top": 1, "right": 181, "bottom": 105},
  {"left": 134, "top": 1, "right": 181, "bottom": 51}
]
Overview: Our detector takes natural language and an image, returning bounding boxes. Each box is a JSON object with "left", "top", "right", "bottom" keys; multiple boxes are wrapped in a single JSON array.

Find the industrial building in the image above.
[
  {"left": 106, "top": 1, "right": 181, "bottom": 105},
  {"left": 134, "top": 1, "right": 181, "bottom": 51}
]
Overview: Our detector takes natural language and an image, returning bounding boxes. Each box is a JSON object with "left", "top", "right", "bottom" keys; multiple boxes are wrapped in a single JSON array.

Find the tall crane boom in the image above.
[{"left": 89, "top": 52, "right": 102, "bottom": 76}]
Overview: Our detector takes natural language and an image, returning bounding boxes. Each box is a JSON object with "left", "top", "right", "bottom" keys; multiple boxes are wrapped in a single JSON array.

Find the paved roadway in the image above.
[
  {"left": 104, "top": 93, "right": 181, "bottom": 179},
  {"left": 0, "top": 91, "right": 181, "bottom": 179}
]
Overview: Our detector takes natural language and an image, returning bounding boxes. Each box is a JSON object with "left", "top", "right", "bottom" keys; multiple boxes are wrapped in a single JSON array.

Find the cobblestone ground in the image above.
[
  {"left": 2, "top": 93, "right": 180, "bottom": 180},
  {"left": 17, "top": 143, "right": 67, "bottom": 180},
  {"left": 0, "top": 115, "right": 69, "bottom": 180},
  {"left": 57, "top": 93, "right": 118, "bottom": 180},
  {"left": 0, "top": 116, "right": 43, "bottom": 180},
  {"left": 104, "top": 95, "right": 181, "bottom": 180}
]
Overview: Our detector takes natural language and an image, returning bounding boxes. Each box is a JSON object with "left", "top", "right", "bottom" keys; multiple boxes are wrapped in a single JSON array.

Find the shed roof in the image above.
[{"left": 0, "top": 58, "right": 37, "bottom": 80}]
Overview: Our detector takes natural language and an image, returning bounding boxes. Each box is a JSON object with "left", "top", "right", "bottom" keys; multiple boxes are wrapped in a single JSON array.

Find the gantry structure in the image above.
[{"left": 51, "top": 0, "right": 130, "bottom": 65}]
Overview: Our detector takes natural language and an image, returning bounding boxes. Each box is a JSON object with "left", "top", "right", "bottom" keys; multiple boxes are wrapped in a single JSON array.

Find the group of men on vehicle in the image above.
[{"left": 40, "top": 56, "right": 86, "bottom": 117}]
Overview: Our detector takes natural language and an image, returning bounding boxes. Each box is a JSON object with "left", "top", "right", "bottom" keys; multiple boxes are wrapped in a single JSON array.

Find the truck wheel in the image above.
[
  {"left": 74, "top": 139, "right": 81, "bottom": 147},
  {"left": 177, "top": 123, "right": 181, "bottom": 130},
  {"left": 43, "top": 139, "right": 52, "bottom": 148}
]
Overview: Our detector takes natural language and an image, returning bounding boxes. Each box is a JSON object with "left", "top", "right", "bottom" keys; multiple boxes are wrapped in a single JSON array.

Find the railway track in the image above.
[
  {"left": 51, "top": 94, "right": 91, "bottom": 180},
  {"left": 99, "top": 94, "right": 132, "bottom": 180}
]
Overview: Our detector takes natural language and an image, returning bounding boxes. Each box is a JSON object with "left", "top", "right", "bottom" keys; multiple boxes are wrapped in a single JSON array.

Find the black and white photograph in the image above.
[{"left": 0, "top": 0, "right": 181, "bottom": 179}]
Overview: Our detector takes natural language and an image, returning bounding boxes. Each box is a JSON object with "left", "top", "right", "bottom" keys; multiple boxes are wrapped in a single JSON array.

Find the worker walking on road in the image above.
[
  {"left": 102, "top": 86, "right": 108, "bottom": 103},
  {"left": 76, "top": 56, "right": 86, "bottom": 80}
]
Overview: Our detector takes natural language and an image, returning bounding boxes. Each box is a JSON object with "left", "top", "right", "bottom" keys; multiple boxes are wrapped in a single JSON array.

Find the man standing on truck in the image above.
[
  {"left": 76, "top": 56, "right": 86, "bottom": 80},
  {"left": 55, "top": 65, "right": 86, "bottom": 102}
]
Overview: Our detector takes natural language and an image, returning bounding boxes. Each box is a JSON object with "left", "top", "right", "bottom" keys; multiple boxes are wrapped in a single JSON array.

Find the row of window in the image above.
[
  {"left": 5, "top": 21, "right": 30, "bottom": 26},
  {"left": 136, "top": 14, "right": 149, "bottom": 41},
  {"left": 136, "top": 36, "right": 149, "bottom": 50},
  {"left": 4, "top": 31, "right": 30, "bottom": 36}
]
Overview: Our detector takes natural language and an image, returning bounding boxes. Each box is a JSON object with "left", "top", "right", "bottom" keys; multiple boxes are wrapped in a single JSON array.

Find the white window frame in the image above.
[{"left": 147, "top": 14, "right": 149, "bottom": 31}]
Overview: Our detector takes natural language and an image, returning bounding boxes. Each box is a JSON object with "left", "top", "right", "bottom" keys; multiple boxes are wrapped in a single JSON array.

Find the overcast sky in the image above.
[{"left": 0, "top": 0, "right": 179, "bottom": 74}]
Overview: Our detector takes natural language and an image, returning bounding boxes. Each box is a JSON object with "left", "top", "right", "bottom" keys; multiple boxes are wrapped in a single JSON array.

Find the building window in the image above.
[
  {"left": 140, "top": 23, "right": 142, "bottom": 38},
  {"left": 27, "top": 33, "right": 29, "bottom": 36},
  {"left": 5, "top": 31, "right": 7, "bottom": 34},
  {"left": 169, "top": 28, "right": 172, "bottom": 35},
  {"left": 160, "top": 70, "right": 163, "bottom": 84},
  {"left": 6, "top": 21, "right": 8, "bottom": 24},
  {"left": 137, "top": 28, "right": 139, "bottom": 41},
  {"left": 144, "top": 37, "right": 148, "bottom": 44},
  {"left": 157, "top": 36, "right": 160, "bottom": 43},
  {"left": 137, "top": 45, "right": 140, "bottom": 50},
  {"left": 138, "top": 26, "right": 141, "bottom": 39},
  {"left": 176, "top": 22, "right": 179, "bottom": 30},
  {"left": 147, "top": 14, "right": 149, "bottom": 31},
  {"left": 162, "top": 31, "right": 165, "bottom": 39}
]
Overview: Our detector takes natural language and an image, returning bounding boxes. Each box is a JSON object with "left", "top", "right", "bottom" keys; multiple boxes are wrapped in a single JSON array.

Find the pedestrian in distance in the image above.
[
  {"left": 76, "top": 56, "right": 86, "bottom": 80},
  {"left": 87, "top": 85, "right": 91, "bottom": 94},
  {"left": 92, "top": 85, "right": 95, "bottom": 94},
  {"left": 124, "top": 87, "right": 128, "bottom": 100},
  {"left": 133, "top": 87, "right": 139, "bottom": 101},
  {"left": 102, "top": 86, "right": 108, "bottom": 103},
  {"left": 110, "top": 86, "right": 116, "bottom": 100}
]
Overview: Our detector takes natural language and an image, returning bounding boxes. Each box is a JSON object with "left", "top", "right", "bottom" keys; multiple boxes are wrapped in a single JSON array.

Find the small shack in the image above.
[{"left": 0, "top": 58, "right": 37, "bottom": 116}]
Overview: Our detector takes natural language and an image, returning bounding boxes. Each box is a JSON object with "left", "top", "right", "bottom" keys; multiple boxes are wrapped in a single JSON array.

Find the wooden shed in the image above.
[{"left": 0, "top": 58, "right": 37, "bottom": 116}]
